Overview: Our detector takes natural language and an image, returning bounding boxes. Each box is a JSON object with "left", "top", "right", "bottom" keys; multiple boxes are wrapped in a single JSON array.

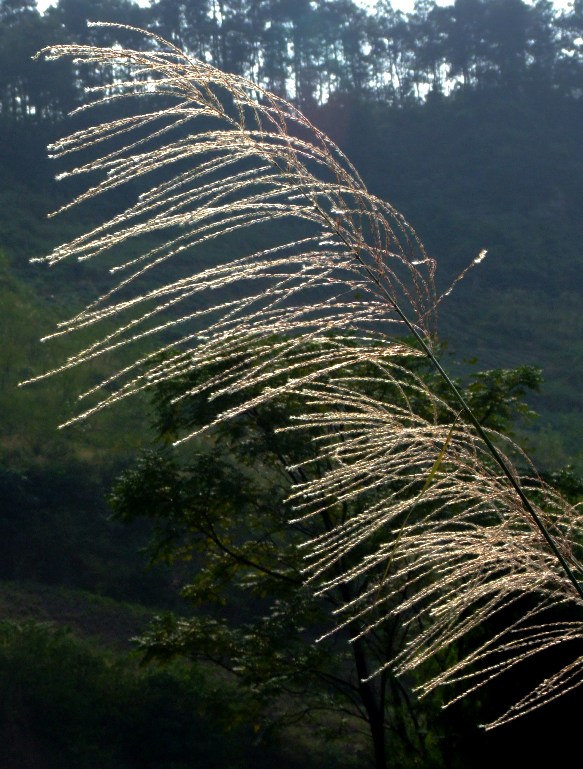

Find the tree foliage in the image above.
[
  {"left": 1, "top": 0, "right": 583, "bottom": 122},
  {"left": 110, "top": 352, "right": 547, "bottom": 768},
  {"left": 0, "top": 619, "right": 329, "bottom": 769}
]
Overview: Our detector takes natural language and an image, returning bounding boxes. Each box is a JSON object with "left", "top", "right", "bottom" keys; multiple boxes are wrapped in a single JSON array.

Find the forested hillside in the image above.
[
  {"left": 3, "top": 0, "right": 583, "bottom": 464},
  {"left": 1, "top": 1, "right": 583, "bottom": 767}
]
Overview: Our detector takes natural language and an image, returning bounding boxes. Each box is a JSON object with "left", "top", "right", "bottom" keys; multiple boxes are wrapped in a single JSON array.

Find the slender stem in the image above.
[
  {"left": 387, "top": 290, "right": 583, "bottom": 601},
  {"left": 310, "top": 198, "right": 583, "bottom": 601}
]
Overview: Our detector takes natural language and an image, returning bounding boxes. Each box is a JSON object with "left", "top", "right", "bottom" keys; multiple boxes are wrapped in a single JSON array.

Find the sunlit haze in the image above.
[{"left": 34, "top": 0, "right": 576, "bottom": 15}]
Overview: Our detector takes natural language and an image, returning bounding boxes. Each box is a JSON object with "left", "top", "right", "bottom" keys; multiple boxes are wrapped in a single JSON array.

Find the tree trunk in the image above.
[{"left": 351, "top": 635, "right": 387, "bottom": 769}]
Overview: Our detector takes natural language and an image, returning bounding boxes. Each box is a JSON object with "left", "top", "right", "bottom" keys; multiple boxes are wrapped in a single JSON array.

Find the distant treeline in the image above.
[{"left": 2, "top": 0, "right": 583, "bottom": 121}]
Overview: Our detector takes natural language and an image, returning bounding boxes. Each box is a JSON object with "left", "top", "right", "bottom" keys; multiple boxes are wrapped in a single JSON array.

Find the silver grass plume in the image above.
[{"left": 30, "top": 24, "right": 583, "bottom": 727}]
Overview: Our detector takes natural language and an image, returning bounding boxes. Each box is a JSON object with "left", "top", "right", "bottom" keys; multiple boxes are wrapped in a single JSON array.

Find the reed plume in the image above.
[{"left": 30, "top": 24, "right": 583, "bottom": 728}]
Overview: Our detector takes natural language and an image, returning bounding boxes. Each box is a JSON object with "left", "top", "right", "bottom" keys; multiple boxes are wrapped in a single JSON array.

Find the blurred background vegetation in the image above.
[{"left": 1, "top": 1, "right": 583, "bottom": 766}]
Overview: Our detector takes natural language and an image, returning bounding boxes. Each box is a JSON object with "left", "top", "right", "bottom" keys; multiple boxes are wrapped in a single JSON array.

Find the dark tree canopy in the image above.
[
  {"left": 0, "top": 0, "right": 582, "bottom": 122},
  {"left": 110, "top": 349, "right": 545, "bottom": 769}
]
